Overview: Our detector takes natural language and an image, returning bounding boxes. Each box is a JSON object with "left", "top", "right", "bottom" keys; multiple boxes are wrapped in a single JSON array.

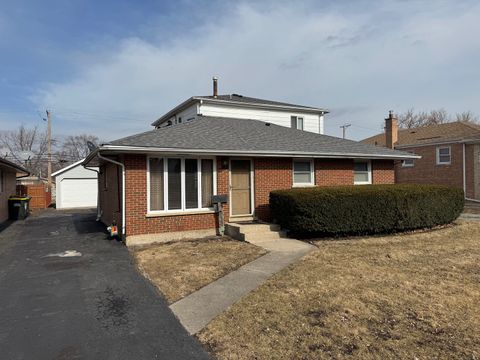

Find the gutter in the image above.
[
  {"left": 98, "top": 145, "right": 420, "bottom": 160},
  {"left": 396, "top": 138, "right": 480, "bottom": 150},
  {"left": 83, "top": 164, "right": 101, "bottom": 220},
  {"left": 97, "top": 153, "right": 126, "bottom": 238}
]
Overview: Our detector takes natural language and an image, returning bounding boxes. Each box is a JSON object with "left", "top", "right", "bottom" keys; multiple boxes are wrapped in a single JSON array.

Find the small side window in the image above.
[
  {"left": 402, "top": 159, "right": 414, "bottom": 168},
  {"left": 291, "top": 116, "right": 304, "bottom": 130},
  {"left": 436, "top": 146, "right": 451, "bottom": 165},
  {"left": 293, "top": 159, "right": 314, "bottom": 186},
  {"left": 354, "top": 160, "right": 372, "bottom": 185}
]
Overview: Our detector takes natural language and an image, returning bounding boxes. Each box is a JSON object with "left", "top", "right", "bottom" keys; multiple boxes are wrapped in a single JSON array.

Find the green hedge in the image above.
[{"left": 269, "top": 184, "right": 464, "bottom": 238}]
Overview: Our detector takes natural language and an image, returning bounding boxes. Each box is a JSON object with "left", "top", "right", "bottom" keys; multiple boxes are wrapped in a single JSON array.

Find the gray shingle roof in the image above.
[{"left": 107, "top": 116, "right": 417, "bottom": 159}]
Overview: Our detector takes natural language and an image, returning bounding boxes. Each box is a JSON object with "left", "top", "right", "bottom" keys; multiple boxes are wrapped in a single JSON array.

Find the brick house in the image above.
[
  {"left": 362, "top": 113, "right": 480, "bottom": 200},
  {"left": 84, "top": 85, "right": 417, "bottom": 246},
  {"left": 0, "top": 158, "right": 29, "bottom": 223}
]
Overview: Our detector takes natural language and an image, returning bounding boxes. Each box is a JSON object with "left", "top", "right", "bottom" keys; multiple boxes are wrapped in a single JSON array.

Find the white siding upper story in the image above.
[{"left": 160, "top": 102, "right": 325, "bottom": 134}]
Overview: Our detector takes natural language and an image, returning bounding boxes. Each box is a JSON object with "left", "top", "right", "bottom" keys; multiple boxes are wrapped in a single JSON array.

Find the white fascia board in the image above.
[
  {"left": 51, "top": 158, "right": 86, "bottom": 177},
  {"left": 99, "top": 145, "right": 421, "bottom": 160},
  {"left": 151, "top": 97, "right": 198, "bottom": 126},
  {"left": 195, "top": 97, "right": 329, "bottom": 114}
]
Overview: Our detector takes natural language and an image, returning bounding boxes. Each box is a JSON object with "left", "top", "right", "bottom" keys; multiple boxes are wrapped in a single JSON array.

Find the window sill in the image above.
[
  {"left": 146, "top": 209, "right": 216, "bottom": 218},
  {"left": 292, "top": 183, "right": 316, "bottom": 188},
  {"left": 436, "top": 163, "right": 451, "bottom": 166},
  {"left": 354, "top": 182, "right": 372, "bottom": 185}
]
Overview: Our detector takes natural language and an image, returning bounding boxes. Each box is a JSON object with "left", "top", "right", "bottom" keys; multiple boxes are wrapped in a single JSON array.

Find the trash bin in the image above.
[{"left": 8, "top": 196, "right": 31, "bottom": 220}]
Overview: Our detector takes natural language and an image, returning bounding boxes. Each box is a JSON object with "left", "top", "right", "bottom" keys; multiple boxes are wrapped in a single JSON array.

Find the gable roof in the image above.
[
  {"left": 0, "top": 157, "right": 29, "bottom": 176},
  {"left": 95, "top": 116, "right": 417, "bottom": 160},
  {"left": 362, "top": 121, "right": 480, "bottom": 148},
  {"left": 151, "top": 95, "right": 328, "bottom": 127},
  {"left": 52, "top": 159, "right": 87, "bottom": 177}
]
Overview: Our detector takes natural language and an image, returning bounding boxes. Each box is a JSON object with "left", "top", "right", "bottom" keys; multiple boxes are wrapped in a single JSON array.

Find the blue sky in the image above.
[{"left": 1, "top": 0, "right": 479, "bottom": 141}]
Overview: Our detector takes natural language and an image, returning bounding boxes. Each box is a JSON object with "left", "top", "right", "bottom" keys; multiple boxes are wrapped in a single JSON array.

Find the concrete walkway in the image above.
[{"left": 170, "top": 237, "right": 314, "bottom": 334}]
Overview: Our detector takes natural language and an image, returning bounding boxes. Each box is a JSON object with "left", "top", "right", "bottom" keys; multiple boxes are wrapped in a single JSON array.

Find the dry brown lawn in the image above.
[
  {"left": 198, "top": 221, "right": 480, "bottom": 360},
  {"left": 133, "top": 237, "right": 267, "bottom": 304}
]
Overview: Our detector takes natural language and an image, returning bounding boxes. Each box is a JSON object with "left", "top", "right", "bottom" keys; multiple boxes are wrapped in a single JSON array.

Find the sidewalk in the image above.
[{"left": 169, "top": 238, "right": 314, "bottom": 334}]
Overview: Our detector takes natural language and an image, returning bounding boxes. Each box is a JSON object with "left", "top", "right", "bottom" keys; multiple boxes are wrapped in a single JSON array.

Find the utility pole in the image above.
[
  {"left": 46, "top": 110, "right": 52, "bottom": 187},
  {"left": 340, "top": 123, "right": 351, "bottom": 139}
]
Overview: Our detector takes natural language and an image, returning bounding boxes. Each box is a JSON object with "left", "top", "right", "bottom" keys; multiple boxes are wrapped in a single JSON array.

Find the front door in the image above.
[{"left": 230, "top": 160, "right": 252, "bottom": 216}]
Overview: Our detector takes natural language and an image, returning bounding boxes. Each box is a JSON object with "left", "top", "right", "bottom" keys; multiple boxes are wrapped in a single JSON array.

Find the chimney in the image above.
[
  {"left": 212, "top": 76, "right": 218, "bottom": 98},
  {"left": 385, "top": 110, "right": 398, "bottom": 149}
]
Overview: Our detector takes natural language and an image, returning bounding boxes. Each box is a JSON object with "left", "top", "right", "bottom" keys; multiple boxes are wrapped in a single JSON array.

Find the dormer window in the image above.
[{"left": 291, "top": 116, "right": 304, "bottom": 130}]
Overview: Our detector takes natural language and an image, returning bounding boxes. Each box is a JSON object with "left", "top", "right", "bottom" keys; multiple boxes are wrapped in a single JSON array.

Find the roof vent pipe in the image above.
[{"left": 213, "top": 76, "right": 218, "bottom": 98}]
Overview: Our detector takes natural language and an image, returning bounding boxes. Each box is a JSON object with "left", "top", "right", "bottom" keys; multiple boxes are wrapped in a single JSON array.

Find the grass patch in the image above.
[
  {"left": 198, "top": 221, "right": 480, "bottom": 359},
  {"left": 133, "top": 237, "right": 266, "bottom": 304}
]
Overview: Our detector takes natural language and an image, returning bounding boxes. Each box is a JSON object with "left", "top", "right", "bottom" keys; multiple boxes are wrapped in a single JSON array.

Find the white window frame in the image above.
[
  {"left": 436, "top": 146, "right": 451, "bottom": 165},
  {"left": 354, "top": 160, "right": 372, "bottom": 185},
  {"left": 292, "top": 159, "right": 315, "bottom": 187},
  {"left": 146, "top": 156, "right": 217, "bottom": 215},
  {"left": 401, "top": 159, "right": 414, "bottom": 168},
  {"left": 291, "top": 116, "right": 304, "bottom": 131}
]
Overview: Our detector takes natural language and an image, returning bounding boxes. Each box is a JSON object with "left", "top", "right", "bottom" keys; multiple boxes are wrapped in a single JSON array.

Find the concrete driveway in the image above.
[{"left": 0, "top": 210, "right": 210, "bottom": 360}]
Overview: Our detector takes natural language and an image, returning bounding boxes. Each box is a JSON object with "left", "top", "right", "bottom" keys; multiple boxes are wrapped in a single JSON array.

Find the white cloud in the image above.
[{"left": 32, "top": 0, "right": 480, "bottom": 140}]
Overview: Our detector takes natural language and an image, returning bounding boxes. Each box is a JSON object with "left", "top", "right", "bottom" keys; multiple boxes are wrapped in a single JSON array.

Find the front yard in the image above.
[
  {"left": 133, "top": 237, "right": 266, "bottom": 304},
  {"left": 198, "top": 221, "right": 480, "bottom": 359}
]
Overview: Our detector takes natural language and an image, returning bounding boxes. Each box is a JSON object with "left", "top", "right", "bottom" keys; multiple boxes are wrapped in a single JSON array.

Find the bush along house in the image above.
[
  {"left": 362, "top": 112, "right": 480, "bottom": 201},
  {"left": 83, "top": 79, "right": 419, "bottom": 246}
]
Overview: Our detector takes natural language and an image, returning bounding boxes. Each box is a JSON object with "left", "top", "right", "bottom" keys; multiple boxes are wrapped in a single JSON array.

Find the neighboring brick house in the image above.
[
  {"left": 362, "top": 113, "right": 480, "bottom": 200},
  {"left": 84, "top": 87, "right": 417, "bottom": 246},
  {"left": 0, "top": 158, "right": 29, "bottom": 223}
]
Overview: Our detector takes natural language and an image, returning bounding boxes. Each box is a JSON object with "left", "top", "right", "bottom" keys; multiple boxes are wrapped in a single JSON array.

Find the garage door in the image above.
[{"left": 60, "top": 178, "right": 97, "bottom": 209}]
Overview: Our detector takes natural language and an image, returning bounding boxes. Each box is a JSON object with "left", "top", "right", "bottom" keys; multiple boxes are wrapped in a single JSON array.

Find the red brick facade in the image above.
[
  {"left": 395, "top": 143, "right": 478, "bottom": 199},
  {"left": 315, "top": 159, "right": 354, "bottom": 186},
  {"left": 98, "top": 155, "right": 396, "bottom": 237}
]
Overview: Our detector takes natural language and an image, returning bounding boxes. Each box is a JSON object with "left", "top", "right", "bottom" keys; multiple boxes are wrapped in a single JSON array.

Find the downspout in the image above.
[
  {"left": 464, "top": 143, "right": 480, "bottom": 203},
  {"left": 97, "top": 153, "right": 126, "bottom": 238},
  {"left": 83, "top": 165, "right": 101, "bottom": 221}
]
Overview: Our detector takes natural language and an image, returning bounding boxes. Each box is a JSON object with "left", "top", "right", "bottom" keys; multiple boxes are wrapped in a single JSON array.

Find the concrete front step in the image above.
[{"left": 225, "top": 222, "right": 285, "bottom": 243}]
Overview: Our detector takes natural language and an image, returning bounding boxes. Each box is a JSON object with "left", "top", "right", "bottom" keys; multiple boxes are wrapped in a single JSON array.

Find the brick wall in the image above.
[
  {"left": 315, "top": 159, "right": 354, "bottom": 186},
  {"left": 395, "top": 143, "right": 476, "bottom": 198},
  {"left": 372, "top": 160, "right": 395, "bottom": 184},
  {"left": 254, "top": 158, "right": 292, "bottom": 220},
  {"left": 115, "top": 155, "right": 396, "bottom": 236},
  {"left": 98, "top": 161, "right": 122, "bottom": 229}
]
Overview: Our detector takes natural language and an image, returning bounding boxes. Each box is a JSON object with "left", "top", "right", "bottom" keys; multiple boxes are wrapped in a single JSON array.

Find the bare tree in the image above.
[
  {"left": 58, "top": 134, "right": 100, "bottom": 163},
  {"left": 0, "top": 125, "right": 50, "bottom": 176},
  {"left": 455, "top": 111, "right": 479, "bottom": 123},
  {"left": 397, "top": 108, "right": 477, "bottom": 129}
]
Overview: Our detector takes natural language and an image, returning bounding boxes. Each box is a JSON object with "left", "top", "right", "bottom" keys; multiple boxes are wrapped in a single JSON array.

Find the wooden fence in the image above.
[{"left": 16, "top": 184, "right": 52, "bottom": 210}]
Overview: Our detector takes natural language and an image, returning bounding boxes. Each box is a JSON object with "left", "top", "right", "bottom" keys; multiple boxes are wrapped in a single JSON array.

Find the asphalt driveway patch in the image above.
[{"left": 0, "top": 210, "right": 211, "bottom": 360}]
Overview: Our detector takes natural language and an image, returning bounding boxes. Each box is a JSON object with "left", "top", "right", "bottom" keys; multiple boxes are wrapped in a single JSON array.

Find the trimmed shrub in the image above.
[{"left": 269, "top": 184, "right": 464, "bottom": 238}]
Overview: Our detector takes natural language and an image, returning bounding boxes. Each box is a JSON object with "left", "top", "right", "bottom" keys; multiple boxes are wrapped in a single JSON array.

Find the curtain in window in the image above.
[
  {"left": 185, "top": 159, "right": 198, "bottom": 209},
  {"left": 201, "top": 159, "right": 214, "bottom": 207},
  {"left": 354, "top": 162, "right": 369, "bottom": 183},
  {"left": 293, "top": 161, "right": 311, "bottom": 183},
  {"left": 168, "top": 158, "right": 181, "bottom": 210},
  {"left": 149, "top": 158, "right": 164, "bottom": 211}
]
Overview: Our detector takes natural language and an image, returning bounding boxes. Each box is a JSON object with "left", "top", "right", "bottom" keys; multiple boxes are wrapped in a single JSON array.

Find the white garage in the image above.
[{"left": 52, "top": 159, "right": 98, "bottom": 209}]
